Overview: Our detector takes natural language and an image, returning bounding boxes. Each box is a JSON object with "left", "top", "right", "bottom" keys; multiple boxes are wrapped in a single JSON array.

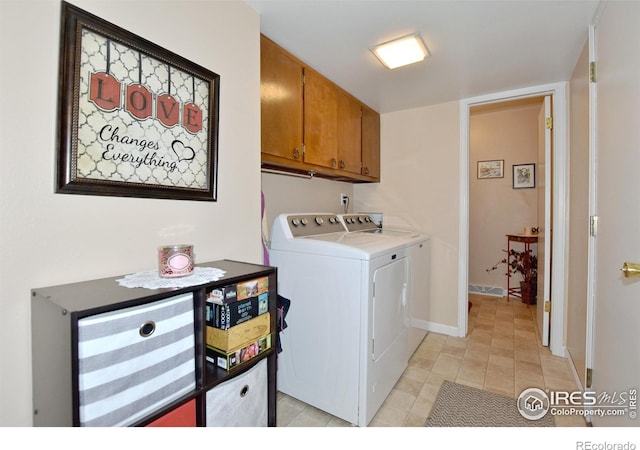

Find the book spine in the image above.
[
  {"left": 205, "top": 301, "right": 213, "bottom": 327},
  {"left": 209, "top": 294, "right": 269, "bottom": 329}
]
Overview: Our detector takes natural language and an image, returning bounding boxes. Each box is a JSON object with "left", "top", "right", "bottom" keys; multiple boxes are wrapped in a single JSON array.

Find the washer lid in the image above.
[
  {"left": 338, "top": 214, "right": 428, "bottom": 246},
  {"left": 269, "top": 213, "right": 407, "bottom": 259}
]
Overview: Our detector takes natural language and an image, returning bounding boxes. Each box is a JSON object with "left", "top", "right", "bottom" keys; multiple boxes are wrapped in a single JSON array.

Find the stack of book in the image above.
[{"left": 205, "top": 276, "right": 271, "bottom": 370}]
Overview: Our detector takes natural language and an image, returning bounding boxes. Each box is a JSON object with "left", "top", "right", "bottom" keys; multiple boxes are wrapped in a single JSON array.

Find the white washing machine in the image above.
[
  {"left": 339, "top": 214, "right": 431, "bottom": 357},
  {"left": 269, "top": 213, "right": 410, "bottom": 426}
]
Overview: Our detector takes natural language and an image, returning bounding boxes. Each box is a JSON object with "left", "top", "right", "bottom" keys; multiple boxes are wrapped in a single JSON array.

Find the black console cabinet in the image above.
[{"left": 31, "top": 260, "right": 277, "bottom": 427}]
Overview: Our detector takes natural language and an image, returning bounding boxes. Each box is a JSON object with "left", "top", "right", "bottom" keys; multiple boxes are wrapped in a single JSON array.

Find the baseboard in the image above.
[
  {"left": 422, "top": 320, "right": 459, "bottom": 337},
  {"left": 413, "top": 318, "right": 459, "bottom": 337},
  {"left": 468, "top": 284, "right": 505, "bottom": 297}
]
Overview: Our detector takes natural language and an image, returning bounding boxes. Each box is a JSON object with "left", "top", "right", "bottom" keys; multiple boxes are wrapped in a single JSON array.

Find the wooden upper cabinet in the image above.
[
  {"left": 337, "top": 93, "right": 363, "bottom": 174},
  {"left": 260, "top": 34, "right": 380, "bottom": 182},
  {"left": 260, "top": 35, "right": 304, "bottom": 161},
  {"left": 303, "top": 68, "right": 338, "bottom": 169},
  {"left": 361, "top": 105, "right": 381, "bottom": 180}
]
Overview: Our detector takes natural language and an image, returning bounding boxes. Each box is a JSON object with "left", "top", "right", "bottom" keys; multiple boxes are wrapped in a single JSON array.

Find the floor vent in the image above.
[{"left": 468, "top": 284, "right": 505, "bottom": 297}]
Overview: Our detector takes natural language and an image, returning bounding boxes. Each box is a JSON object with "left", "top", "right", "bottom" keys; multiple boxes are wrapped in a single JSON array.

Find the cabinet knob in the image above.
[
  {"left": 363, "top": 167, "right": 369, "bottom": 175},
  {"left": 292, "top": 148, "right": 300, "bottom": 159},
  {"left": 331, "top": 158, "right": 337, "bottom": 168},
  {"left": 339, "top": 160, "right": 345, "bottom": 169}
]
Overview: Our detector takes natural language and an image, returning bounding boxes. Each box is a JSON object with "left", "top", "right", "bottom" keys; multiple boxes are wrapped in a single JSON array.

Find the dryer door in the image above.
[
  {"left": 367, "top": 255, "right": 409, "bottom": 424},
  {"left": 372, "top": 256, "right": 408, "bottom": 361}
]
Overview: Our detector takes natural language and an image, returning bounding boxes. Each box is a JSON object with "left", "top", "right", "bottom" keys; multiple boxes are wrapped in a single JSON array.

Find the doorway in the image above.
[
  {"left": 468, "top": 97, "right": 544, "bottom": 294},
  {"left": 458, "top": 83, "right": 568, "bottom": 357}
]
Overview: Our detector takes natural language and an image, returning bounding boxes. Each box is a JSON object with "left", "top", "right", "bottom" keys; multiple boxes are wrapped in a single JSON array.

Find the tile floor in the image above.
[{"left": 276, "top": 293, "right": 587, "bottom": 427}]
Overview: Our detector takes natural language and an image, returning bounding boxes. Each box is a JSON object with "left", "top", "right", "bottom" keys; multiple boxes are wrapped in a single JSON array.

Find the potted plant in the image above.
[
  {"left": 487, "top": 249, "right": 538, "bottom": 304},
  {"left": 503, "top": 248, "right": 538, "bottom": 303}
]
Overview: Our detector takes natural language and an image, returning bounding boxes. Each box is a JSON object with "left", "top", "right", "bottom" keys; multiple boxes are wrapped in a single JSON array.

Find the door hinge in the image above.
[
  {"left": 544, "top": 301, "right": 551, "bottom": 313},
  {"left": 590, "top": 215, "right": 599, "bottom": 237},
  {"left": 545, "top": 117, "right": 553, "bottom": 130},
  {"left": 590, "top": 61, "right": 597, "bottom": 83},
  {"left": 586, "top": 368, "right": 593, "bottom": 389}
]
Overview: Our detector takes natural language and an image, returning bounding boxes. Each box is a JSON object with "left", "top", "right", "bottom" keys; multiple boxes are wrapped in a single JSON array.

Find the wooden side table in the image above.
[{"left": 506, "top": 234, "right": 538, "bottom": 305}]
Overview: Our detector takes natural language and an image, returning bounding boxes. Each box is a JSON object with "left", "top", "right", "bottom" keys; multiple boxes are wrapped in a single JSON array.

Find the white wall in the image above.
[
  {"left": 261, "top": 173, "right": 354, "bottom": 239},
  {"left": 0, "top": 0, "right": 261, "bottom": 426},
  {"left": 354, "top": 102, "right": 460, "bottom": 330}
]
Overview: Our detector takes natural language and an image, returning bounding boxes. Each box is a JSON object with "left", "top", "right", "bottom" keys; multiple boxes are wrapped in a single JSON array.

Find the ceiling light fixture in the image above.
[{"left": 371, "top": 33, "right": 429, "bottom": 69}]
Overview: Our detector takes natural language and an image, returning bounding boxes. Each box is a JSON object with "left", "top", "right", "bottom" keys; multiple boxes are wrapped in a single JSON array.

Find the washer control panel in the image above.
[
  {"left": 340, "top": 214, "right": 379, "bottom": 232},
  {"left": 286, "top": 214, "right": 345, "bottom": 237}
]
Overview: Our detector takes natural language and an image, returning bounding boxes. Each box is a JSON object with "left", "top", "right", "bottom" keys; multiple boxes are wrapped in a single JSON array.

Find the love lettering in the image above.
[{"left": 89, "top": 72, "right": 203, "bottom": 134}]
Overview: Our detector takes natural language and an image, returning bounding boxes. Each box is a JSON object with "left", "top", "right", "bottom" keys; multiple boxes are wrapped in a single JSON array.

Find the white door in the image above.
[
  {"left": 566, "top": 39, "right": 591, "bottom": 390},
  {"left": 536, "top": 96, "right": 552, "bottom": 346},
  {"left": 590, "top": 1, "right": 640, "bottom": 426}
]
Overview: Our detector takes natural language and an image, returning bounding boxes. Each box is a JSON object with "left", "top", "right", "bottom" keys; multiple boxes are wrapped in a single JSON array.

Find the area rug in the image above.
[{"left": 425, "top": 380, "right": 555, "bottom": 427}]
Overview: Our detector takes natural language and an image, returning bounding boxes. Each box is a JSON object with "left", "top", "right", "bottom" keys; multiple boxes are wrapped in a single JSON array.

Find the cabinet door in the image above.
[
  {"left": 337, "top": 93, "right": 362, "bottom": 174},
  {"left": 361, "top": 105, "right": 381, "bottom": 180},
  {"left": 260, "top": 35, "right": 304, "bottom": 161},
  {"left": 303, "top": 68, "right": 338, "bottom": 169}
]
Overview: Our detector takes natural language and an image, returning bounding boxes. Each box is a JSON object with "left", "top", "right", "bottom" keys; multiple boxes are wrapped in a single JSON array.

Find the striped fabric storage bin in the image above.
[{"left": 77, "top": 293, "right": 196, "bottom": 427}]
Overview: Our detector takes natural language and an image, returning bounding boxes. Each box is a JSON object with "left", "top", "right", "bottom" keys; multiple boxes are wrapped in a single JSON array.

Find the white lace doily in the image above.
[{"left": 117, "top": 267, "right": 227, "bottom": 289}]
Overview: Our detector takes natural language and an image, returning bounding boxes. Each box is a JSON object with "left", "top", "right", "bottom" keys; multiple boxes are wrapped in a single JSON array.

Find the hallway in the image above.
[{"left": 276, "top": 293, "right": 586, "bottom": 427}]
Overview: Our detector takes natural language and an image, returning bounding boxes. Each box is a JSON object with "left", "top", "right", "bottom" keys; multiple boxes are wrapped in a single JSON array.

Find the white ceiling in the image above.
[{"left": 245, "top": 0, "right": 600, "bottom": 113}]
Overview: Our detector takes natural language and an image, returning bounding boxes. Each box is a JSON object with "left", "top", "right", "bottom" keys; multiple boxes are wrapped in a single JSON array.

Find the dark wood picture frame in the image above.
[
  {"left": 512, "top": 163, "right": 536, "bottom": 189},
  {"left": 56, "top": 1, "right": 219, "bottom": 201}
]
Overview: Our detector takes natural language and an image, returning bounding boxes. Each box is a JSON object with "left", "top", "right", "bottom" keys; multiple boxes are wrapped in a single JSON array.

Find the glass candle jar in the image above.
[{"left": 158, "top": 245, "right": 194, "bottom": 278}]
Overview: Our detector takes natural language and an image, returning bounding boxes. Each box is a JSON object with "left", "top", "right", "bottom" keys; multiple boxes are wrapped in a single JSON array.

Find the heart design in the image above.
[{"left": 171, "top": 139, "right": 196, "bottom": 162}]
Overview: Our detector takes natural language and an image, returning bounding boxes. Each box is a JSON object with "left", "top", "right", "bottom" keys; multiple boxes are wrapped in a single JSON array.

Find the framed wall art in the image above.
[
  {"left": 512, "top": 163, "right": 536, "bottom": 189},
  {"left": 477, "top": 160, "right": 504, "bottom": 179},
  {"left": 56, "top": 1, "right": 219, "bottom": 201}
]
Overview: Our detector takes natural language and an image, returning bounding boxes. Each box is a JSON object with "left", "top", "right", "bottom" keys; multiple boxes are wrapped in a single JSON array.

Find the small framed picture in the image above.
[
  {"left": 477, "top": 160, "right": 504, "bottom": 179},
  {"left": 513, "top": 163, "right": 536, "bottom": 189}
]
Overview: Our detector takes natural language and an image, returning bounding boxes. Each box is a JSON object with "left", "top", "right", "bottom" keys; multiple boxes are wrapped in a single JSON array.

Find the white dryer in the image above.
[
  {"left": 339, "top": 214, "right": 431, "bottom": 357},
  {"left": 269, "top": 213, "right": 410, "bottom": 426}
]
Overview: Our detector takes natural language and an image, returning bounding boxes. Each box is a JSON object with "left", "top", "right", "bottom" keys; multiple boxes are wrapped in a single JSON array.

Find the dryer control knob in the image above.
[
  {"left": 315, "top": 217, "right": 324, "bottom": 225},
  {"left": 291, "top": 218, "right": 300, "bottom": 227},
  {"left": 300, "top": 218, "right": 308, "bottom": 226}
]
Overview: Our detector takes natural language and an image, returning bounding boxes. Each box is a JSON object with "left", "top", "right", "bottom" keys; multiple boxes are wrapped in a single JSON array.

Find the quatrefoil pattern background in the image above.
[{"left": 77, "top": 28, "right": 211, "bottom": 189}]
